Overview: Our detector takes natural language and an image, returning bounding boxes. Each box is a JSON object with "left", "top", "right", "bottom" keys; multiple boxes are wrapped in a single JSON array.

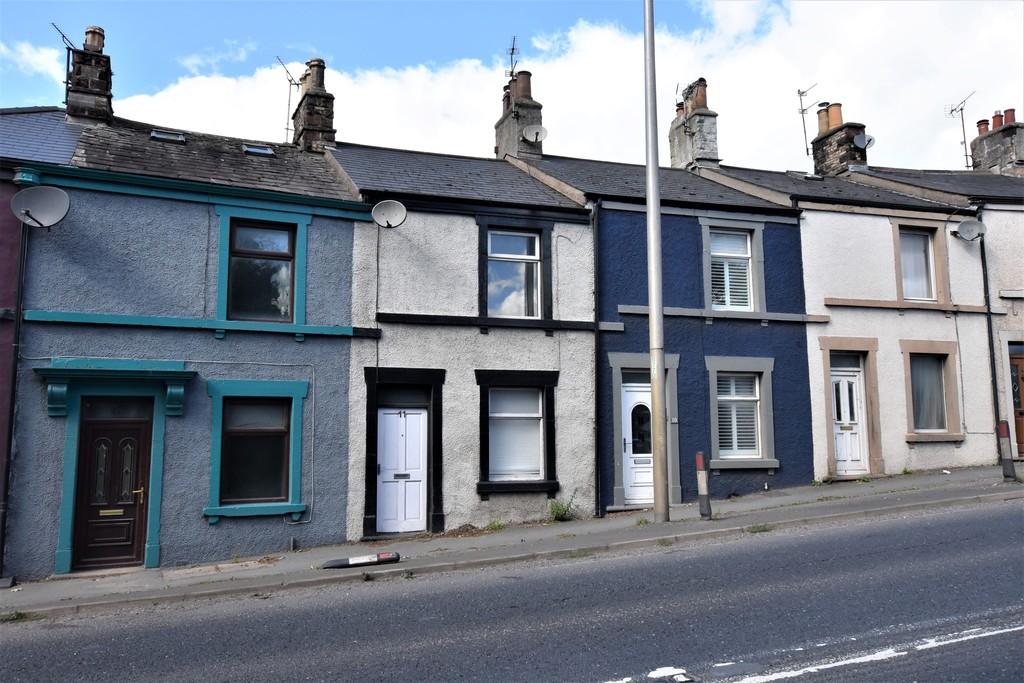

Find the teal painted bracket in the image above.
[
  {"left": 205, "top": 379, "right": 309, "bottom": 524},
  {"left": 203, "top": 503, "right": 307, "bottom": 524},
  {"left": 35, "top": 361, "right": 196, "bottom": 417},
  {"left": 52, "top": 382, "right": 172, "bottom": 574},
  {"left": 22, "top": 310, "right": 376, "bottom": 338},
  {"left": 214, "top": 205, "right": 310, "bottom": 326},
  {"left": 34, "top": 163, "right": 373, "bottom": 220}
]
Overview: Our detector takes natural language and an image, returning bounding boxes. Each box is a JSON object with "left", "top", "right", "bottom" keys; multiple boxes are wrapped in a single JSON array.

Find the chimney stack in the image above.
[
  {"left": 494, "top": 70, "right": 543, "bottom": 159},
  {"left": 970, "top": 104, "right": 1024, "bottom": 175},
  {"left": 810, "top": 102, "right": 868, "bottom": 175},
  {"left": 668, "top": 77, "right": 720, "bottom": 169},
  {"left": 291, "top": 58, "right": 336, "bottom": 152},
  {"left": 65, "top": 26, "right": 113, "bottom": 122}
]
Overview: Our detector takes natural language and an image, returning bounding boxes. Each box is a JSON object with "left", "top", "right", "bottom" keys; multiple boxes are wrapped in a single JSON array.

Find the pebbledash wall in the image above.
[
  {"left": 596, "top": 207, "right": 814, "bottom": 506},
  {"left": 801, "top": 210, "right": 995, "bottom": 479},
  {"left": 345, "top": 209, "right": 596, "bottom": 539},
  {"left": 7, "top": 185, "right": 368, "bottom": 579}
]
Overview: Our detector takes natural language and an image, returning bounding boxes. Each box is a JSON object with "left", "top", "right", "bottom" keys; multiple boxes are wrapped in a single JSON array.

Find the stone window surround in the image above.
[
  {"left": 699, "top": 217, "right": 766, "bottom": 313},
  {"left": 204, "top": 379, "right": 309, "bottom": 523},
  {"left": 818, "top": 337, "right": 884, "bottom": 478},
  {"left": 898, "top": 339, "right": 964, "bottom": 442},
  {"left": 705, "top": 356, "right": 778, "bottom": 469},
  {"left": 891, "top": 218, "right": 951, "bottom": 307},
  {"left": 607, "top": 352, "right": 682, "bottom": 509}
]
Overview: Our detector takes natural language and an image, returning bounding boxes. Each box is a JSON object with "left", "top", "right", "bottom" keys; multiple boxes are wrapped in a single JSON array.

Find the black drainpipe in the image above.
[{"left": 591, "top": 199, "right": 604, "bottom": 517}]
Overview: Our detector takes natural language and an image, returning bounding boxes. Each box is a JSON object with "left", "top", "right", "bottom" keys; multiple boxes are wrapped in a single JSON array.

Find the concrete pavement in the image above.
[{"left": 2, "top": 465, "right": 1020, "bottom": 618}]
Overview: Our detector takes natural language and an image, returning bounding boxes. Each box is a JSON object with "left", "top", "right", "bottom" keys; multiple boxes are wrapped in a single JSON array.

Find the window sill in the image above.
[
  {"left": 905, "top": 432, "right": 966, "bottom": 443},
  {"left": 477, "top": 480, "right": 560, "bottom": 499},
  {"left": 204, "top": 503, "right": 307, "bottom": 524},
  {"left": 710, "top": 458, "right": 780, "bottom": 470}
]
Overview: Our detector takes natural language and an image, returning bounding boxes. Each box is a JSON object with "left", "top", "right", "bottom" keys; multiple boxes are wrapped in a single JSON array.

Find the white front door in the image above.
[
  {"left": 621, "top": 384, "right": 654, "bottom": 505},
  {"left": 832, "top": 369, "right": 868, "bottom": 475},
  {"left": 376, "top": 408, "right": 428, "bottom": 533}
]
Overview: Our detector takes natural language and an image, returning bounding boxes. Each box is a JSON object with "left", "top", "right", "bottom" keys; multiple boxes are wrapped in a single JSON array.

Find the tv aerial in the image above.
[
  {"left": 276, "top": 56, "right": 302, "bottom": 142},
  {"left": 796, "top": 83, "right": 819, "bottom": 157},
  {"left": 10, "top": 186, "right": 70, "bottom": 229},
  {"left": 945, "top": 91, "right": 975, "bottom": 169},
  {"left": 371, "top": 200, "right": 407, "bottom": 229}
]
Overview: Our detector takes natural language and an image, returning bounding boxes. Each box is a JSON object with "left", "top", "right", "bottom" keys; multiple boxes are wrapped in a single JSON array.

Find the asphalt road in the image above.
[{"left": 2, "top": 501, "right": 1022, "bottom": 682}]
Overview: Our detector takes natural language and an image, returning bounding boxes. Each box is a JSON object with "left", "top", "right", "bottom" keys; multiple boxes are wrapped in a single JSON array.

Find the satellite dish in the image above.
[
  {"left": 853, "top": 133, "right": 875, "bottom": 150},
  {"left": 521, "top": 124, "right": 548, "bottom": 143},
  {"left": 10, "top": 185, "right": 70, "bottom": 228},
  {"left": 371, "top": 199, "right": 407, "bottom": 229},
  {"left": 952, "top": 219, "right": 985, "bottom": 242}
]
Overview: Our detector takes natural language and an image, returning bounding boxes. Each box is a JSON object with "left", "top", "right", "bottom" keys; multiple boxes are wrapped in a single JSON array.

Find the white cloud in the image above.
[
  {"left": 179, "top": 39, "right": 257, "bottom": 76},
  {"left": 0, "top": 40, "right": 65, "bottom": 84},
  {"left": 116, "top": 1, "right": 1023, "bottom": 172}
]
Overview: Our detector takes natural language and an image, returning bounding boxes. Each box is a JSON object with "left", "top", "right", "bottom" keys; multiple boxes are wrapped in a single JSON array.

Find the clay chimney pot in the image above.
[
  {"left": 692, "top": 77, "right": 708, "bottom": 110},
  {"left": 514, "top": 71, "right": 533, "bottom": 100},
  {"left": 826, "top": 102, "right": 843, "bottom": 130},
  {"left": 816, "top": 107, "right": 830, "bottom": 136},
  {"left": 84, "top": 26, "right": 105, "bottom": 53},
  {"left": 992, "top": 110, "right": 1004, "bottom": 129},
  {"left": 977, "top": 119, "right": 990, "bottom": 136},
  {"left": 1004, "top": 108, "right": 1016, "bottom": 125}
]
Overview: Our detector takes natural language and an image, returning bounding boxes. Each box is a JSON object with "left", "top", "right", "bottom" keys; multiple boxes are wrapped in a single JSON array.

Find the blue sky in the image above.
[
  {"left": 1, "top": 1, "right": 714, "bottom": 106},
  {"left": 0, "top": 1, "right": 1020, "bottom": 171}
]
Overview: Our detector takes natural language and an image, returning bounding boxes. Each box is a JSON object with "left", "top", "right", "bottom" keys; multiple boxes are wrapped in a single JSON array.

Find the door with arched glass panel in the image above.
[{"left": 621, "top": 384, "right": 654, "bottom": 505}]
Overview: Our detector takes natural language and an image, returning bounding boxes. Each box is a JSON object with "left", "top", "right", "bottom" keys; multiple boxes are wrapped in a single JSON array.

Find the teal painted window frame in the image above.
[
  {"left": 205, "top": 379, "right": 309, "bottom": 523},
  {"left": 53, "top": 382, "right": 171, "bottom": 575},
  {"left": 215, "top": 206, "right": 310, "bottom": 326}
]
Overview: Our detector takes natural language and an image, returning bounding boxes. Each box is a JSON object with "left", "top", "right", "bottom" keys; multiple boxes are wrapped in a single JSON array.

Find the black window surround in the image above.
[
  {"left": 475, "top": 369, "right": 559, "bottom": 499},
  {"left": 477, "top": 216, "right": 554, "bottom": 322}
]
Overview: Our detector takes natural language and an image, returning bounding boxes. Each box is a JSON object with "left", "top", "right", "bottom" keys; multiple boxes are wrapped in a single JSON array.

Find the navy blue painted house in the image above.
[{"left": 501, "top": 75, "right": 816, "bottom": 510}]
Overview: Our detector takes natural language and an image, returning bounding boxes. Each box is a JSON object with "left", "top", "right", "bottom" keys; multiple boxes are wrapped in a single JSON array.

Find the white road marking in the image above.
[
  {"left": 713, "top": 662, "right": 736, "bottom": 667},
  {"left": 602, "top": 678, "right": 632, "bottom": 683},
  {"left": 648, "top": 666, "right": 687, "bottom": 679},
  {"left": 731, "top": 624, "right": 1023, "bottom": 683}
]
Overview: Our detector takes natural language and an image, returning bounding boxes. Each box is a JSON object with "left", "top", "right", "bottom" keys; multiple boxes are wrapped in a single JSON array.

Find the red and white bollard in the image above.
[{"left": 696, "top": 451, "right": 713, "bottom": 520}]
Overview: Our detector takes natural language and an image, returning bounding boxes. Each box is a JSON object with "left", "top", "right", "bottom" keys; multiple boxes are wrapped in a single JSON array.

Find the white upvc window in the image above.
[
  {"left": 487, "top": 388, "right": 544, "bottom": 480},
  {"left": 709, "top": 230, "right": 752, "bottom": 311},
  {"left": 487, "top": 231, "right": 541, "bottom": 318},
  {"left": 716, "top": 373, "right": 760, "bottom": 458},
  {"left": 909, "top": 354, "right": 946, "bottom": 431},
  {"left": 899, "top": 229, "right": 936, "bottom": 301}
]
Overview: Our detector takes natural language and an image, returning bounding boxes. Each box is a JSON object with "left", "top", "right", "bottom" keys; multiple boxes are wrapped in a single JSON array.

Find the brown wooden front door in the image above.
[
  {"left": 73, "top": 397, "right": 153, "bottom": 571},
  {"left": 1012, "top": 356, "right": 1024, "bottom": 456}
]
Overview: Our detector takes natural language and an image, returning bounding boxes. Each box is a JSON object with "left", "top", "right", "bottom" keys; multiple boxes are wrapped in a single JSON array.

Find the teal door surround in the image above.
[{"left": 33, "top": 359, "right": 196, "bottom": 574}]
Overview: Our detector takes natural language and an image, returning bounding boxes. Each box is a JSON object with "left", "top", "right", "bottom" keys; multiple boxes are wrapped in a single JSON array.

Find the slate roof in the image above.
[
  {"left": 523, "top": 155, "right": 786, "bottom": 212},
  {"left": 0, "top": 107, "right": 85, "bottom": 165},
  {"left": 714, "top": 165, "right": 954, "bottom": 211},
  {"left": 329, "top": 143, "right": 582, "bottom": 210},
  {"left": 856, "top": 167, "right": 1024, "bottom": 203},
  {"left": 0, "top": 108, "right": 358, "bottom": 202}
]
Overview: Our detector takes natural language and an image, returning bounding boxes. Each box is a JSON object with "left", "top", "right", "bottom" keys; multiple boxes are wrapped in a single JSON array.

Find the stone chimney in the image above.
[
  {"left": 668, "top": 77, "right": 719, "bottom": 169},
  {"left": 810, "top": 103, "right": 868, "bottom": 175},
  {"left": 291, "top": 58, "right": 336, "bottom": 152},
  {"left": 65, "top": 26, "right": 113, "bottom": 122},
  {"left": 494, "top": 71, "right": 543, "bottom": 159},
  {"left": 970, "top": 107, "right": 1023, "bottom": 175}
]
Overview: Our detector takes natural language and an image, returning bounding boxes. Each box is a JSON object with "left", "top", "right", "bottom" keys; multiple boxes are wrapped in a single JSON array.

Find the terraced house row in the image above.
[{"left": 1, "top": 27, "right": 1020, "bottom": 579}]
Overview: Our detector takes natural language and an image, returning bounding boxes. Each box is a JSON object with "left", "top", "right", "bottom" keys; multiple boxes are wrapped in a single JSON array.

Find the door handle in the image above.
[{"left": 132, "top": 487, "right": 145, "bottom": 505}]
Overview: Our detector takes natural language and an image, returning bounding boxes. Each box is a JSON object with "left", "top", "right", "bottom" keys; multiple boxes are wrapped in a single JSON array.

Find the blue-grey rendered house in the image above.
[
  {"left": 0, "top": 27, "right": 374, "bottom": 579},
  {"left": 500, "top": 74, "right": 815, "bottom": 510}
]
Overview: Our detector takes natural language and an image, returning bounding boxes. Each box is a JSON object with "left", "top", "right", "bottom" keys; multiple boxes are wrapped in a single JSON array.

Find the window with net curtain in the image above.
[
  {"left": 910, "top": 354, "right": 946, "bottom": 431},
  {"left": 487, "top": 388, "right": 543, "bottom": 480},
  {"left": 716, "top": 373, "right": 760, "bottom": 457},
  {"left": 710, "top": 230, "right": 752, "bottom": 311},
  {"left": 900, "top": 229, "right": 935, "bottom": 301}
]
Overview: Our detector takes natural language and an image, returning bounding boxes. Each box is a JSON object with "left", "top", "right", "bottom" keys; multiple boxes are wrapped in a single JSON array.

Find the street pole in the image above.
[{"left": 642, "top": 0, "right": 669, "bottom": 523}]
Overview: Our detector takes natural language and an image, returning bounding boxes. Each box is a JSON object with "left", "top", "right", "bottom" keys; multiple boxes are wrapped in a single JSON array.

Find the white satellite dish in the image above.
[
  {"left": 371, "top": 199, "right": 407, "bottom": 229},
  {"left": 521, "top": 124, "right": 548, "bottom": 143},
  {"left": 853, "top": 133, "right": 875, "bottom": 150},
  {"left": 10, "top": 185, "right": 70, "bottom": 228},
  {"left": 952, "top": 219, "right": 985, "bottom": 241}
]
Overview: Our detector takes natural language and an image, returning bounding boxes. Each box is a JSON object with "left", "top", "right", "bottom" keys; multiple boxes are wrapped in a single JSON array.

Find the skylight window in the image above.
[
  {"left": 243, "top": 143, "right": 275, "bottom": 157},
  {"left": 150, "top": 129, "right": 186, "bottom": 144}
]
